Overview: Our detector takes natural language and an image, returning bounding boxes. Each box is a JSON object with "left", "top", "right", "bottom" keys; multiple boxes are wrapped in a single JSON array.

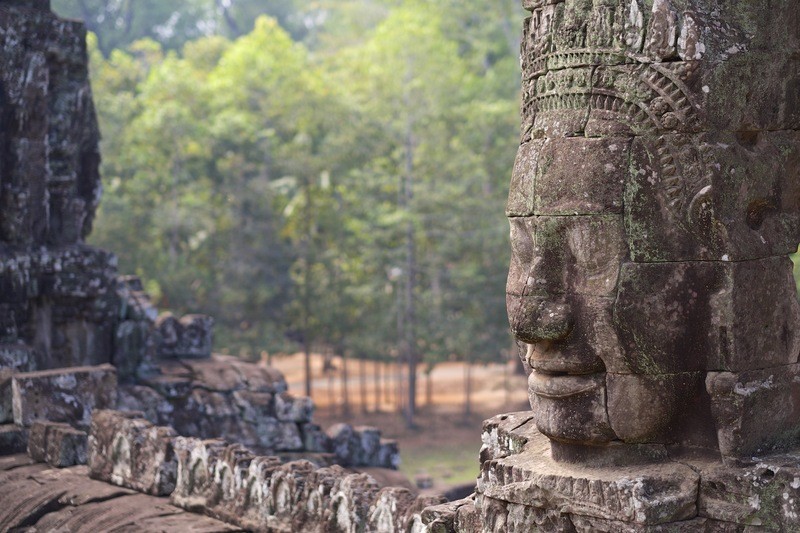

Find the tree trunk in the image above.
[
  {"left": 464, "top": 357, "right": 473, "bottom": 418},
  {"left": 341, "top": 349, "right": 351, "bottom": 418},
  {"left": 327, "top": 368, "right": 335, "bottom": 414},
  {"left": 402, "top": 98, "right": 418, "bottom": 429},
  {"left": 396, "top": 356, "right": 405, "bottom": 415},
  {"left": 304, "top": 342, "right": 312, "bottom": 398},
  {"left": 302, "top": 181, "right": 313, "bottom": 399},
  {"left": 425, "top": 370, "right": 433, "bottom": 407},
  {"left": 374, "top": 360, "right": 382, "bottom": 413},
  {"left": 384, "top": 361, "right": 392, "bottom": 404},
  {"left": 360, "top": 357, "right": 368, "bottom": 414}
]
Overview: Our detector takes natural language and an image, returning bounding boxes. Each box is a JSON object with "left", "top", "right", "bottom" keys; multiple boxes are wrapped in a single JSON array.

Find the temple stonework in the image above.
[
  {"left": 0, "top": 3, "right": 440, "bottom": 531},
  {"left": 1, "top": 0, "right": 799, "bottom": 531},
  {"left": 457, "top": 0, "right": 800, "bottom": 530}
]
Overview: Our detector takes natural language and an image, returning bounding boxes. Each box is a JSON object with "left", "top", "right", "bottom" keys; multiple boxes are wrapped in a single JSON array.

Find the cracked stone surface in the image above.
[
  {"left": 467, "top": 412, "right": 800, "bottom": 532},
  {"left": 0, "top": 454, "right": 241, "bottom": 532},
  {"left": 507, "top": 0, "right": 800, "bottom": 460},
  {"left": 492, "top": 1, "right": 800, "bottom": 527}
]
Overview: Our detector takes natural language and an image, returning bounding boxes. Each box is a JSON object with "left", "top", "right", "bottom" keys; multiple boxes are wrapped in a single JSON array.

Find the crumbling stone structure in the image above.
[
  {"left": 462, "top": 0, "right": 800, "bottom": 530},
  {"left": 0, "top": 3, "right": 409, "bottom": 531},
  {"left": 5, "top": 0, "right": 798, "bottom": 531},
  {"left": 85, "top": 409, "right": 445, "bottom": 532}
]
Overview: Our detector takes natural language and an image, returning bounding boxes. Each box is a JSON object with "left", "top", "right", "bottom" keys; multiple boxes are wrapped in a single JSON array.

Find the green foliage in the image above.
[
  {"left": 87, "top": 0, "right": 521, "bottom": 365},
  {"left": 52, "top": 0, "right": 309, "bottom": 56}
]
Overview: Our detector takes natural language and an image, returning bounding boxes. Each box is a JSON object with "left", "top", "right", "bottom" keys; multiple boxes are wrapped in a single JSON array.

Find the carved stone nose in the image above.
[{"left": 509, "top": 297, "right": 573, "bottom": 344}]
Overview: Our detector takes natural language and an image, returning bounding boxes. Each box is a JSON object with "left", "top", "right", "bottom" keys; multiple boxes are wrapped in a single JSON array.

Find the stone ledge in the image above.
[
  {"left": 27, "top": 420, "right": 87, "bottom": 467},
  {"left": 11, "top": 364, "right": 117, "bottom": 428},
  {"left": 474, "top": 411, "right": 800, "bottom": 531}
]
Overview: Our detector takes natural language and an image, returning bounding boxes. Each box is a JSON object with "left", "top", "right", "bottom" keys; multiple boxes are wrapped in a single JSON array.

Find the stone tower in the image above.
[{"left": 468, "top": 0, "right": 800, "bottom": 530}]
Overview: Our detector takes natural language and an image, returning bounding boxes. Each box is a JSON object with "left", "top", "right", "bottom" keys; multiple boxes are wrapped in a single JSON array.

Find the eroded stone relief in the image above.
[{"left": 474, "top": 0, "right": 800, "bottom": 530}]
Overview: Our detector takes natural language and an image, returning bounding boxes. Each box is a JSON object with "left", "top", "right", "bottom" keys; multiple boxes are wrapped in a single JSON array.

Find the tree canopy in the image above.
[{"left": 65, "top": 1, "right": 525, "bottom": 394}]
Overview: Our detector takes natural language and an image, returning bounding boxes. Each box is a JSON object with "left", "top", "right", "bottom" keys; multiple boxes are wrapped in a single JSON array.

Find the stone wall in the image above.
[
  {"left": 87, "top": 409, "right": 445, "bottom": 532},
  {"left": 0, "top": 9, "right": 412, "bottom": 533}
]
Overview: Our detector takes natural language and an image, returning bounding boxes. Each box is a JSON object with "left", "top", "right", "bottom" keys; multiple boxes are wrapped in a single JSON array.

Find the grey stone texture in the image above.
[
  {"left": 27, "top": 420, "right": 87, "bottom": 467},
  {"left": 155, "top": 312, "right": 214, "bottom": 359},
  {"left": 493, "top": 0, "right": 800, "bottom": 527},
  {"left": 469, "top": 412, "right": 800, "bottom": 532},
  {"left": 82, "top": 409, "right": 406, "bottom": 529},
  {"left": 169, "top": 433, "right": 437, "bottom": 532},
  {"left": 507, "top": 0, "right": 800, "bottom": 458},
  {"left": 0, "top": 453, "right": 241, "bottom": 532},
  {"left": 87, "top": 409, "right": 179, "bottom": 496},
  {"left": 0, "top": 423, "right": 28, "bottom": 453},
  {"left": 11, "top": 364, "right": 117, "bottom": 428}
]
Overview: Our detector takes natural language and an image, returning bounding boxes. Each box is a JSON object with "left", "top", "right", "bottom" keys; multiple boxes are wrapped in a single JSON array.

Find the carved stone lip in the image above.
[
  {"left": 526, "top": 343, "right": 603, "bottom": 375},
  {"left": 529, "top": 370, "right": 604, "bottom": 399}
]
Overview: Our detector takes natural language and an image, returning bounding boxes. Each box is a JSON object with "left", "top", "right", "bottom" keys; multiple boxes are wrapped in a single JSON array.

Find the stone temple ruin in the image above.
[
  {"left": 0, "top": 2, "right": 453, "bottom": 531},
  {"left": 2, "top": 0, "right": 800, "bottom": 531}
]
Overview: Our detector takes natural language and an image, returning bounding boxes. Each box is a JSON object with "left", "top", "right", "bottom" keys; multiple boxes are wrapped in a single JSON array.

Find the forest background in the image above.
[{"left": 51, "top": 0, "right": 529, "bottom": 420}]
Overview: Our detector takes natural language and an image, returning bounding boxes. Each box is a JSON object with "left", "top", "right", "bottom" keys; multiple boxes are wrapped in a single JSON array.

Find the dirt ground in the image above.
[{"left": 268, "top": 353, "right": 530, "bottom": 493}]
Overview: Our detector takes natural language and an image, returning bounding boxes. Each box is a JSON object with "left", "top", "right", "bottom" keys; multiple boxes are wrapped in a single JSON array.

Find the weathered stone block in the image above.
[
  {"left": 477, "top": 427, "right": 699, "bottom": 525},
  {"left": 528, "top": 371, "right": 615, "bottom": 444},
  {"left": 506, "top": 140, "right": 542, "bottom": 216},
  {"left": 367, "top": 486, "right": 417, "bottom": 532},
  {"left": 613, "top": 258, "right": 800, "bottom": 374},
  {"left": 0, "top": 342, "right": 33, "bottom": 372},
  {"left": 116, "top": 275, "right": 159, "bottom": 322},
  {"left": 0, "top": 424, "right": 28, "bottom": 454},
  {"left": 116, "top": 384, "right": 172, "bottom": 425},
  {"left": 480, "top": 412, "right": 537, "bottom": 464},
  {"left": 177, "top": 388, "right": 239, "bottom": 439},
  {"left": 707, "top": 364, "right": 800, "bottom": 457},
  {"left": 11, "top": 364, "right": 117, "bottom": 428},
  {"left": 274, "top": 421, "right": 303, "bottom": 451},
  {"left": 88, "top": 409, "right": 178, "bottom": 496},
  {"left": 606, "top": 372, "right": 713, "bottom": 446},
  {"left": 327, "top": 423, "right": 393, "bottom": 467},
  {"left": 113, "top": 319, "right": 152, "bottom": 381},
  {"left": 356, "top": 425, "right": 381, "bottom": 466},
  {"left": 274, "top": 391, "right": 313, "bottom": 423},
  {"left": 142, "top": 373, "right": 193, "bottom": 399},
  {"left": 699, "top": 457, "right": 800, "bottom": 531},
  {"left": 300, "top": 422, "right": 330, "bottom": 453},
  {"left": 454, "top": 498, "right": 481, "bottom": 533},
  {"left": 507, "top": 137, "right": 628, "bottom": 217},
  {"left": 27, "top": 420, "right": 87, "bottom": 467},
  {"left": 171, "top": 436, "right": 230, "bottom": 512},
  {"left": 0, "top": 369, "right": 12, "bottom": 423},
  {"left": 232, "top": 389, "right": 273, "bottom": 422},
  {"left": 378, "top": 438, "right": 400, "bottom": 470},
  {"left": 626, "top": 131, "right": 800, "bottom": 262},
  {"left": 521, "top": 1, "right": 800, "bottom": 137},
  {"left": 568, "top": 514, "right": 713, "bottom": 532},
  {"left": 155, "top": 313, "right": 213, "bottom": 359}
]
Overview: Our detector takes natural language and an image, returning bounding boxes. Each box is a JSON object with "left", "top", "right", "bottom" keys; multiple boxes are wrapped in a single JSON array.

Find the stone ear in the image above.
[
  {"left": 686, "top": 183, "right": 729, "bottom": 250},
  {"left": 686, "top": 184, "right": 714, "bottom": 229}
]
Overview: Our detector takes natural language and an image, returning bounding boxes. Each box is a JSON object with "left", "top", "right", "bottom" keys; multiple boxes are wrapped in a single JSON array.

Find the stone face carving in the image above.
[{"left": 507, "top": 0, "right": 800, "bottom": 461}]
